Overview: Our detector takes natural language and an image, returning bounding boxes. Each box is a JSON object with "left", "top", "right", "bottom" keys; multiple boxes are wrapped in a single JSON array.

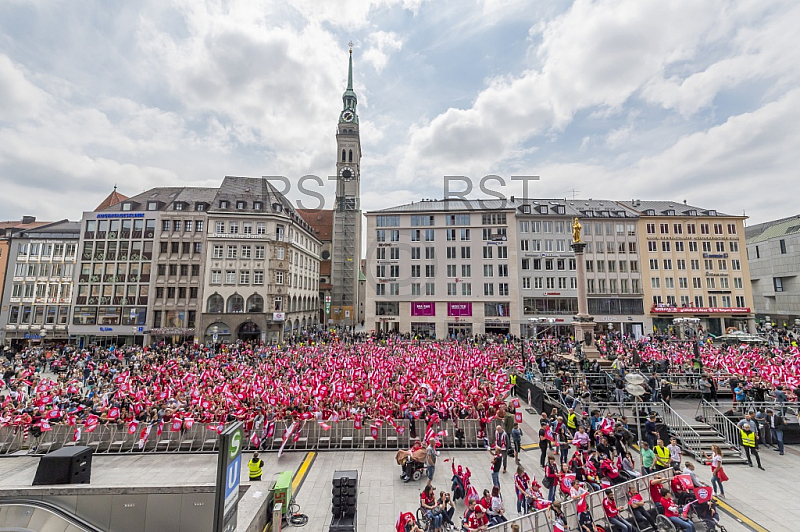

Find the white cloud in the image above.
[{"left": 362, "top": 31, "right": 404, "bottom": 73}]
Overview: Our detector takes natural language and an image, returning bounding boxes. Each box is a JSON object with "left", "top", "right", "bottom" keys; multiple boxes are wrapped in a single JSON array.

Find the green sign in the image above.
[{"left": 214, "top": 422, "right": 243, "bottom": 532}]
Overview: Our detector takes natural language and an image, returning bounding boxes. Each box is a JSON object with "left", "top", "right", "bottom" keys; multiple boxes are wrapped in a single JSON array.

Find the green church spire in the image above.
[{"left": 340, "top": 42, "right": 358, "bottom": 124}]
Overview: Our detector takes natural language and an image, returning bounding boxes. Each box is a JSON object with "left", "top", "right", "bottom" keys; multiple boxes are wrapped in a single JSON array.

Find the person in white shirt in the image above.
[
  {"left": 667, "top": 437, "right": 682, "bottom": 471},
  {"left": 682, "top": 462, "right": 700, "bottom": 487}
]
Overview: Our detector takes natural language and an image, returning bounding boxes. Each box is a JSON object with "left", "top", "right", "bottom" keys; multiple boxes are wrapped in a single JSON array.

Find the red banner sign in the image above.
[{"left": 650, "top": 306, "right": 750, "bottom": 314}]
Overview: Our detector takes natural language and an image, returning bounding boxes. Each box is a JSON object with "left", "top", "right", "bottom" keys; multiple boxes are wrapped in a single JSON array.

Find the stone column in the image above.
[{"left": 571, "top": 242, "right": 600, "bottom": 359}]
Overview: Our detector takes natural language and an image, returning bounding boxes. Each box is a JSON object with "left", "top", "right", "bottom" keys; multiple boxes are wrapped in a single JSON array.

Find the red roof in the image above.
[{"left": 95, "top": 188, "right": 129, "bottom": 212}]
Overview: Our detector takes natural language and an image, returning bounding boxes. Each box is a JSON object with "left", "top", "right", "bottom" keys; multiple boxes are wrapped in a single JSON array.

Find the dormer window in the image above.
[
  {"left": 121, "top": 203, "right": 132, "bottom": 211},
  {"left": 219, "top": 200, "right": 229, "bottom": 209},
  {"left": 174, "top": 203, "right": 184, "bottom": 211},
  {"left": 687, "top": 210, "right": 697, "bottom": 216},
  {"left": 147, "top": 202, "right": 158, "bottom": 211},
  {"left": 707, "top": 210, "right": 717, "bottom": 216},
  {"left": 521, "top": 205, "right": 531, "bottom": 214},
  {"left": 555, "top": 206, "right": 565, "bottom": 214},
  {"left": 254, "top": 201, "right": 262, "bottom": 210},
  {"left": 665, "top": 209, "right": 675, "bottom": 216},
  {"left": 272, "top": 203, "right": 283, "bottom": 213},
  {"left": 236, "top": 201, "right": 246, "bottom": 210},
  {"left": 645, "top": 209, "right": 655, "bottom": 216},
  {"left": 195, "top": 203, "right": 205, "bottom": 212}
]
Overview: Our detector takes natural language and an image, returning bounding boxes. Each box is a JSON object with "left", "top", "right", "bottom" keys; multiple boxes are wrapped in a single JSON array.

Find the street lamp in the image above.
[{"left": 625, "top": 372, "right": 646, "bottom": 447}]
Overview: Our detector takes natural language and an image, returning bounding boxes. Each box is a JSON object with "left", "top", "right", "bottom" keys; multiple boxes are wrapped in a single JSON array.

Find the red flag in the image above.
[
  {"left": 39, "top": 420, "right": 52, "bottom": 432},
  {"left": 250, "top": 432, "right": 260, "bottom": 447},
  {"left": 73, "top": 427, "right": 81, "bottom": 442},
  {"left": 370, "top": 425, "right": 379, "bottom": 440},
  {"left": 171, "top": 419, "right": 182, "bottom": 432},
  {"left": 354, "top": 418, "right": 362, "bottom": 430},
  {"left": 108, "top": 407, "right": 120, "bottom": 419},
  {"left": 157, "top": 420, "right": 164, "bottom": 436},
  {"left": 514, "top": 412, "right": 523, "bottom": 423},
  {"left": 184, "top": 418, "right": 194, "bottom": 429},
  {"left": 266, "top": 423, "right": 275, "bottom": 439},
  {"left": 138, "top": 425, "right": 151, "bottom": 448},
  {"left": 576, "top": 492, "right": 588, "bottom": 513},
  {"left": 693, "top": 486, "right": 713, "bottom": 504},
  {"left": 319, "top": 422, "right": 332, "bottom": 431},
  {"left": 511, "top": 398, "right": 520, "bottom": 408},
  {"left": 128, "top": 420, "right": 139, "bottom": 434}
]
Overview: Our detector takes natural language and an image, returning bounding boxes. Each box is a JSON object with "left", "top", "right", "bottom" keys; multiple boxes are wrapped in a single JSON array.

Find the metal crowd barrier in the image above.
[
  {"left": 488, "top": 469, "right": 676, "bottom": 532},
  {"left": 0, "top": 418, "right": 492, "bottom": 455}
]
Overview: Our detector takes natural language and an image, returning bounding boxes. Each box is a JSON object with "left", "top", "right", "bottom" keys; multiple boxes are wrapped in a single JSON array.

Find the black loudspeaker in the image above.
[
  {"left": 331, "top": 470, "right": 357, "bottom": 529},
  {"left": 32, "top": 445, "right": 92, "bottom": 486}
]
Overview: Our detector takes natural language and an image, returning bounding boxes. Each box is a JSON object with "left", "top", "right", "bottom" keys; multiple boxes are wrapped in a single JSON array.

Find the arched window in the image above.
[
  {"left": 247, "top": 294, "right": 264, "bottom": 313},
  {"left": 207, "top": 294, "right": 223, "bottom": 313},
  {"left": 342, "top": 149, "right": 346, "bottom": 162},
  {"left": 348, "top": 149, "right": 353, "bottom": 162},
  {"left": 227, "top": 294, "right": 244, "bottom": 313}
]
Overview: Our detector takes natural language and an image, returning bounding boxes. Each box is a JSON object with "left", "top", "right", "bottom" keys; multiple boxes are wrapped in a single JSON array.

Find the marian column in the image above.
[{"left": 571, "top": 218, "right": 600, "bottom": 359}]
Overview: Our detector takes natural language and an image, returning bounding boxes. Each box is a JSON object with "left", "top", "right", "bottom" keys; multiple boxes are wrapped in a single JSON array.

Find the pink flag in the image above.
[{"left": 128, "top": 420, "right": 139, "bottom": 435}]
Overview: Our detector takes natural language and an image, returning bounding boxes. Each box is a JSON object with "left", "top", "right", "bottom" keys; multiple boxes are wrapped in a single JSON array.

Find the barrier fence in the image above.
[
  {"left": 488, "top": 469, "right": 676, "bottom": 532},
  {"left": 0, "top": 418, "right": 496, "bottom": 455}
]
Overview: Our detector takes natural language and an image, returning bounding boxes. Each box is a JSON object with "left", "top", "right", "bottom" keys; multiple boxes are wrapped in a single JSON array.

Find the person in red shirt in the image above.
[
  {"left": 420, "top": 485, "right": 443, "bottom": 532},
  {"left": 627, "top": 485, "right": 656, "bottom": 530},
  {"left": 649, "top": 474, "right": 668, "bottom": 507},
  {"left": 467, "top": 504, "right": 489, "bottom": 532},
  {"left": 660, "top": 489, "right": 696, "bottom": 531},
  {"left": 602, "top": 493, "right": 632, "bottom": 532}
]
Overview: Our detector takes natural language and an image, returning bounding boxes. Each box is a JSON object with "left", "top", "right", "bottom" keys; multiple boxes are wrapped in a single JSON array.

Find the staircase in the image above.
[{"left": 662, "top": 403, "right": 748, "bottom": 465}]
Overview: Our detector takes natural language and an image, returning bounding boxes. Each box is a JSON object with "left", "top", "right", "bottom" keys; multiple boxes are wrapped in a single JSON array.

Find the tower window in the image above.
[
  {"left": 342, "top": 149, "right": 346, "bottom": 162},
  {"left": 349, "top": 149, "right": 353, "bottom": 162}
]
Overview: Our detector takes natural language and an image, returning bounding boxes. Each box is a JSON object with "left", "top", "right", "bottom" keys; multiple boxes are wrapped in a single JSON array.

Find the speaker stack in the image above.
[
  {"left": 330, "top": 469, "right": 357, "bottom": 532},
  {"left": 32, "top": 445, "right": 93, "bottom": 486}
]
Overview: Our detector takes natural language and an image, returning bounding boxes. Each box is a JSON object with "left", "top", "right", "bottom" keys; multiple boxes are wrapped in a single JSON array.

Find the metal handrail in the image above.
[
  {"left": 660, "top": 402, "right": 705, "bottom": 459},
  {"left": 488, "top": 469, "right": 676, "bottom": 532},
  {"left": 700, "top": 400, "right": 744, "bottom": 457},
  {"left": 0, "top": 498, "right": 104, "bottom": 532}
]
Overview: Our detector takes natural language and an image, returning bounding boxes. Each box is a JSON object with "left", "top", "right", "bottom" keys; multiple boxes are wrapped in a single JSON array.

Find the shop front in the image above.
[
  {"left": 447, "top": 302, "right": 473, "bottom": 338},
  {"left": 410, "top": 302, "right": 436, "bottom": 338},
  {"left": 649, "top": 306, "right": 755, "bottom": 336}
]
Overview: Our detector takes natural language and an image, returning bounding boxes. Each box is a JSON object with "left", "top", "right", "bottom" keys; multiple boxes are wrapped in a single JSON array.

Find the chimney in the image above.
[{"left": 21, "top": 216, "right": 36, "bottom": 224}]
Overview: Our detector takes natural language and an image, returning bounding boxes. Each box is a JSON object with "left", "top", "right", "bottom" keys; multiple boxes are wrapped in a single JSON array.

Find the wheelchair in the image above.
[
  {"left": 401, "top": 458, "right": 425, "bottom": 482},
  {"left": 653, "top": 504, "right": 727, "bottom": 532}
]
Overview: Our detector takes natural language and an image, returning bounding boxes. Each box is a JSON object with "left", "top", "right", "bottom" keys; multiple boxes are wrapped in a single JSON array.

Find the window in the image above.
[
  {"left": 462, "top": 282, "right": 472, "bottom": 296},
  {"left": 520, "top": 240, "right": 529, "bottom": 251},
  {"left": 713, "top": 224, "right": 723, "bottom": 235},
  {"left": 534, "top": 277, "right": 543, "bottom": 289},
  {"left": 498, "top": 264, "right": 508, "bottom": 277},
  {"left": 484, "top": 283, "right": 494, "bottom": 296},
  {"left": 774, "top": 277, "right": 784, "bottom": 292},
  {"left": 659, "top": 223, "right": 669, "bottom": 234},
  {"left": 446, "top": 246, "right": 457, "bottom": 259},
  {"left": 729, "top": 241, "right": 739, "bottom": 253},
  {"left": 447, "top": 282, "right": 457, "bottom": 296},
  {"left": 411, "top": 215, "right": 435, "bottom": 226},
  {"left": 241, "top": 245, "right": 251, "bottom": 259},
  {"left": 674, "top": 241, "right": 684, "bottom": 252},
  {"left": 733, "top": 277, "right": 743, "bottom": 289},
  {"left": 411, "top": 283, "right": 421, "bottom": 296},
  {"left": 649, "top": 259, "right": 659, "bottom": 270},
  {"left": 211, "top": 270, "right": 221, "bottom": 284},
  {"left": 389, "top": 283, "right": 399, "bottom": 295},
  {"left": 519, "top": 221, "right": 529, "bottom": 233},
  {"left": 661, "top": 241, "right": 671, "bottom": 252},
  {"left": 497, "top": 246, "right": 508, "bottom": 258},
  {"left": 499, "top": 283, "right": 509, "bottom": 296},
  {"left": 376, "top": 265, "right": 386, "bottom": 278},
  {"left": 426, "top": 247, "right": 435, "bottom": 260},
  {"left": 425, "top": 282, "right": 435, "bottom": 295},
  {"left": 688, "top": 241, "right": 698, "bottom": 252},
  {"left": 376, "top": 215, "right": 400, "bottom": 227},
  {"left": 425, "top": 265, "right": 435, "bottom": 277},
  {"left": 736, "top": 296, "right": 746, "bottom": 307},
  {"left": 678, "top": 277, "right": 688, "bottom": 289},
  {"left": 225, "top": 270, "right": 235, "bottom": 284},
  {"left": 411, "top": 229, "right": 421, "bottom": 242},
  {"left": 720, "top": 277, "right": 730, "bottom": 289},
  {"left": 663, "top": 259, "right": 672, "bottom": 270},
  {"left": 461, "top": 264, "right": 471, "bottom": 277},
  {"left": 706, "top": 277, "right": 716, "bottom": 289},
  {"left": 255, "top": 246, "right": 265, "bottom": 259},
  {"left": 461, "top": 246, "right": 471, "bottom": 259},
  {"left": 229, "top": 222, "right": 238, "bottom": 234},
  {"left": 446, "top": 214, "right": 470, "bottom": 226},
  {"left": 482, "top": 246, "right": 492, "bottom": 259},
  {"left": 651, "top": 277, "right": 661, "bottom": 289},
  {"left": 665, "top": 277, "right": 674, "bottom": 289},
  {"left": 411, "top": 265, "right": 421, "bottom": 278},
  {"left": 700, "top": 223, "right": 710, "bottom": 235},
  {"left": 646, "top": 223, "right": 656, "bottom": 234},
  {"left": 213, "top": 245, "right": 224, "bottom": 259},
  {"left": 390, "top": 265, "right": 400, "bottom": 277},
  {"left": 376, "top": 230, "right": 386, "bottom": 242},
  {"left": 483, "top": 264, "right": 493, "bottom": 277},
  {"left": 227, "top": 245, "right": 237, "bottom": 259},
  {"left": 410, "top": 247, "right": 421, "bottom": 260},
  {"left": 424, "top": 229, "right": 434, "bottom": 241},
  {"left": 780, "top": 239, "right": 787, "bottom": 254},
  {"left": 276, "top": 271, "right": 284, "bottom": 284},
  {"left": 522, "top": 277, "right": 531, "bottom": 289},
  {"left": 375, "top": 284, "right": 386, "bottom": 296}
]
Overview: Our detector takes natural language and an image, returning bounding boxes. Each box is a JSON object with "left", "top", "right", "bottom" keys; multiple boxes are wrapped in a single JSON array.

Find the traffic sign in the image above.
[{"left": 214, "top": 422, "right": 243, "bottom": 532}]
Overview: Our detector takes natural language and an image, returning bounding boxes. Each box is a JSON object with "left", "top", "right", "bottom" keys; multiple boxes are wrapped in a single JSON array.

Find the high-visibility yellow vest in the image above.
[
  {"left": 567, "top": 413, "right": 577, "bottom": 430},
  {"left": 655, "top": 446, "right": 670, "bottom": 466},
  {"left": 248, "top": 458, "right": 263, "bottom": 479},
  {"left": 510, "top": 374, "right": 517, "bottom": 385},
  {"left": 740, "top": 430, "right": 755, "bottom": 447}
]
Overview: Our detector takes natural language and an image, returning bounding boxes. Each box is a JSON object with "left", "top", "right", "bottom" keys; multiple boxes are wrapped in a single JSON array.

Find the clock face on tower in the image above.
[
  {"left": 339, "top": 166, "right": 354, "bottom": 181},
  {"left": 342, "top": 110, "right": 354, "bottom": 122}
]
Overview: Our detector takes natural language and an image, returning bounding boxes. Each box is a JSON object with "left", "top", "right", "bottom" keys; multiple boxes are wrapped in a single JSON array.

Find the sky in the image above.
[{"left": 1, "top": 0, "right": 798, "bottom": 225}]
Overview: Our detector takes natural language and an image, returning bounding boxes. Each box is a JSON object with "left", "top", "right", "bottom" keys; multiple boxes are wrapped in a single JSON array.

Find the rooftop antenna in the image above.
[{"left": 568, "top": 188, "right": 579, "bottom": 200}]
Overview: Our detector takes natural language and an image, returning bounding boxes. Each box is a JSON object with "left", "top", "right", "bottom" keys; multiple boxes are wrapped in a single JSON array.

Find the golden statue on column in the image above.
[{"left": 571, "top": 217, "right": 582, "bottom": 243}]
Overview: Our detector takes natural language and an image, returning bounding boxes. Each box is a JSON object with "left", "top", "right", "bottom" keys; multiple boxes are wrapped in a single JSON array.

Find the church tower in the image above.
[{"left": 331, "top": 43, "right": 363, "bottom": 327}]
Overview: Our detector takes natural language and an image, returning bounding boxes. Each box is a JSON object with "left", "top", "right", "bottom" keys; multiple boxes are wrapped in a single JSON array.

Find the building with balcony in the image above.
[
  {"left": 0, "top": 220, "right": 79, "bottom": 347},
  {"left": 745, "top": 214, "right": 800, "bottom": 329},
  {"left": 199, "top": 177, "right": 322, "bottom": 345}
]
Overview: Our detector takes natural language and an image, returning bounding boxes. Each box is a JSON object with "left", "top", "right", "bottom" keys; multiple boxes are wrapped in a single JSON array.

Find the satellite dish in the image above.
[
  {"left": 625, "top": 373, "right": 646, "bottom": 386},
  {"left": 625, "top": 383, "right": 646, "bottom": 397}
]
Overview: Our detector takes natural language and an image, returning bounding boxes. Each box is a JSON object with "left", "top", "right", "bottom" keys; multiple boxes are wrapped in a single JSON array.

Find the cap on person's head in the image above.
[{"left": 474, "top": 504, "right": 485, "bottom": 513}]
